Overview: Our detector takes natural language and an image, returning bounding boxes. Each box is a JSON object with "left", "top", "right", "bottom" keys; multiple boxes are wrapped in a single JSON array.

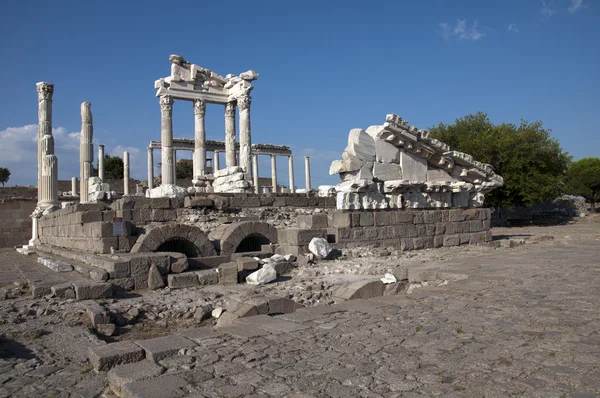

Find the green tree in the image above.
[
  {"left": 176, "top": 159, "right": 193, "bottom": 179},
  {"left": 565, "top": 157, "right": 600, "bottom": 212},
  {"left": 430, "top": 112, "right": 571, "bottom": 208},
  {"left": 0, "top": 167, "right": 10, "bottom": 186},
  {"left": 104, "top": 155, "right": 124, "bottom": 180}
]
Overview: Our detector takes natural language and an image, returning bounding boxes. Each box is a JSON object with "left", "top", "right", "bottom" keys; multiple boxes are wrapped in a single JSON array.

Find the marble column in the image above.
[
  {"left": 71, "top": 177, "right": 77, "bottom": 196},
  {"left": 160, "top": 95, "right": 174, "bottom": 185},
  {"left": 36, "top": 82, "right": 53, "bottom": 205},
  {"left": 304, "top": 156, "right": 311, "bottom": 190},
  {"left": 224, "top": 101, "right": 237, "bottom": 168},
  {"left": 238, "top": 95, "right": 252, "bottom": 176},
  {"left": 288, "top": 155, "right": 295, "bottom": 193},
  {"left": 79, "top": 102, "right": 93, "bottom": 203},
  {"left": 98, "top": 144, "right": 105, "bottom": 181},
  {"left": 253, "top": 153, "right": 259, "bottom": 194},
  {"left": 193, "top": 100, "right": 207, "bottom": 182},
  {"left": 147, "top": 147, "right": 154, "bottom": 189},
  {"left": 172, "top": 149, "right": 177, "bottom": 186},
  {"left": 271, "top": 155, "right": 277, "bottom": 193},
  {"left": 123, "top": 151, "right": 130, "bottom": 195},
  {"left": 39, "top": 128, "right": 58, "bottom": 207},
  {"left": 214, "top": 151, "right": 220, "bottom": 171}
]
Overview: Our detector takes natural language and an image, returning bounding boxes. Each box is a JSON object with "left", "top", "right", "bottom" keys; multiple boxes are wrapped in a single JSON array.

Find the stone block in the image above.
[
  {"left": 483, "top": 220, "right": 491, "bottom": 230},
  {"left": 218, "top": 262, "right": 239, "bottom": 284},
  {"left": 413, "top": 236, "right": 434, "bottom": 250},
  {"left": 121, "top": 374, "right": 188, "bottom": 398},
  {"left": 443, "top": 234, "right": 460, "bottom": 247},
  {"left": 469, "top": 231, "right": 488, "bottom": 244},
  {"left": 236, "top": 257, "right": 258, "bottom": 271},
  {"left": 469, "top": 220, "right": 484, "bottom": 232},
  {"left": 196, "top": 269, "right": 219, "bottom": 285},
  {"left": 81, "top": 211, "right": 103, "bottom": 223},
  {"left": 346, "top": 128, "right": 376, "bottom": 161},
  {"left": 274, "top": 244, "right": 306, "bottom": 256},
  {"left": 88, "top": 341, "right": 145, "bottom": 371},
  {"left": 425, "top": 224, "right": 436, "bottom": 236},
  {"left": 51, "top": 283, "right": 75, "bottom": 299},
  {"left": 235, "top": 314, "right": 310, "bottom": 334},
  {"left": 359, "top": 212, "right": 374, "bottom": 227},
  {"left": 266, "top": 297, "right": 303, "bottom": 315},
  {"left": 375, "top": 139, "right": 400, "bottom": 163},
  {"left": 73, "top": 281, "right": 112, "bottom": 300},
  {"left": 334, "top": 280, "right": 385, "bottom": 300},
  {"left": 107, "top": 360, "right": 165, "bottom": 395},
  {"left": 111, "top": 277, "right": 136, "bottom": 292},
  {"left": 188, "top": 255, "right": 230, "bottom": 270},
  {"left": 400, "top": 238, "right": 414, "bottom": 251},
  {"left": 399, "top": 151, "right": 427, "bottom": 181},
  {"left": 285, "top": 196, "right": 309, "bottom": 207},
  {"left": 99, "top": 258, "right": 131, "bottom": 278},
  {"left": 393, "top": 211, "right": 413, "bottom": 224},
  {"left": 372, "top": 162, "right": 402, "bottom": 181},
  {"left": 277, "top": 228, "right": 326, "bottom": 246},
  {"left": 135, "top": 335, "right": 196, "bottom": 362},
  {"left": 151, "top": 208, "right": 178, "bottom": 222},
  {"left": 129, "top": 256, "right": 151, "bottom": 277},
  {"left": 80, "top": 300, "right": 110, "bottom": 327},
  {"left": 167, "top": 272, "right": 198, "bottom": 289},
  {"left": 459, "top": 233, "right": 471, "bottom": 244},
  {"left": 423, "top": 211, "right": 442, "bottom": 223},
  {"left": 449, "top": 209, "right": 465, "bottom": 222},
  {"left": 184, "top": 196, "right": 214, "bottom": 208},
  {"left": 373, "top": 211, "right": 391, "bottom": 226},
  {"left": 297, "top": 214, "right": 328, "bottom": 229},
  {"left": 479, "top": 208, "right": 491, "bottom": 220},
  {"left": 433, "top": 235, "right": 444, "bottom": 248},
  {"left": 328, "top": 212, "right": 351, "bottom": 228}
]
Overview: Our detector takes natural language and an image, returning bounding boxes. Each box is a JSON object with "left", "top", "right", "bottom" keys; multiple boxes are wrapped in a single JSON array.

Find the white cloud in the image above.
[
  {"left": 508, "top": 24, "right": 519, "bottom": 33},
  {"left": 0, "top": 124, "right": 147, "bottom": 186},
  {"left": 541, "top": 1, "right": 557, "bottom": 16},
  {"left": 440, "top": 19, "right": 485, "bottom": 41},
  {"left": 568, "top": 0, "right": 584, "bottom": 13}
]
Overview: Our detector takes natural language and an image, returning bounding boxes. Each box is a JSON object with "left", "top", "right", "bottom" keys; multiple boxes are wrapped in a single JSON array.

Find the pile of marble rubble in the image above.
[
  {"left": 213, "top": 166, "right": 252, "bottom": 193},
  {"left": 328, "top": 114, "right": 504, "bottom": 210}
]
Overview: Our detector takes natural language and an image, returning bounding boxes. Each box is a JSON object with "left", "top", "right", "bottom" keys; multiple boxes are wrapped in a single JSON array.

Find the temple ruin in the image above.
[{"left": 18, "top": 54, "right": 503, "bottom": 298}]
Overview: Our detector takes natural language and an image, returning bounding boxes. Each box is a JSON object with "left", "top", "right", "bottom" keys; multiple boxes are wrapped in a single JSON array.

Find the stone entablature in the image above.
[{"left": 329, "top": 114, "right": 504, "bottom": 210}]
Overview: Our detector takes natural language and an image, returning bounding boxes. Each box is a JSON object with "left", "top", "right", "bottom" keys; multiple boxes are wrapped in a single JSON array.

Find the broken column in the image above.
[
  {"left": 271, "top": 155, "right": 277, "bottom": 193},
  {"left": 160, "top": 95, "right": 174, "bottom": 185},
  {"left": 288, "top": 155, "right": 295, "bottom": 193},
  {"left": 71, "top": 177, "right": 77, "bottom": 196},
  {"left": 224, "top": 101, "right": 236, "bottom": 168},
  {"left": 238, "top": 95, "right": 252, "bottom": 177},
  {"left": 253, "top": 153, "right": 259, "bottom": 194},
  {"left": 98, "top": 144, "right": 105, "bottom": 181},
  {"left": 147, "top": 147, "right": 154, "bottom": 189},
  {"left": 214, "top": 151, "right": 220, "bottom": 171},
  {"left": 123, "top": 151, "right": 130, "bottom": 195},
  {"left": 36, "top": 82, "right": 53, "bottom": 205},
  {"left": 39, "top": 129, "right": 59, "bottom": 208},
  {"left": 79, "top": 102, "right": 93, "bottom": 204},
  {"left": 305, "top": 156, "right": 311, "bottom": 190}
]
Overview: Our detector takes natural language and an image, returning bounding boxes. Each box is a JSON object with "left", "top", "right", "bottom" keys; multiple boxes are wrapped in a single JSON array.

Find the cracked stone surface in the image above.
[{"left": 0, "top": 220, "right": 599, "bottom": 397}]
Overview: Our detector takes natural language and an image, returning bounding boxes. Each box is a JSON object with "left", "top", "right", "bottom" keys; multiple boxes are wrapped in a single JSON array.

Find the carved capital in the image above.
[
  {"left": 225, "top": 101, "right": 236, "bottom": 117},
  {"left": 237, "top": 95, "right": 251, "bottom": 111},
  {"left": 159, "top": 95, "right": 174, "bottom": 111},
  {"left": 193, "top": 99, "right": 206, "bottom": 116},
  {"left": 36, "top": 82, "right": 54, "bottom": 101}
]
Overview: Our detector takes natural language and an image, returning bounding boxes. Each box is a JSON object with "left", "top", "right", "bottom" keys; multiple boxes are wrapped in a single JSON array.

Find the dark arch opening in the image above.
[
  {"left": 235, "top": 233, "right": 271, "bottom": 253},
  {"left": 156, "top": 237, "right": 199, "bottom": 257}
]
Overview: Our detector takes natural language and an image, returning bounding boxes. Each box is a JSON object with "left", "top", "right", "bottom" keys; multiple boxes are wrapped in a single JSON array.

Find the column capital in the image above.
[
  {"left": 98, "top": 144, "right": 105, "bottom": 149},
  {"left": 237, "top": 95, "right": 251, "bottom": 111},
  {"left": 36, "top": 82, "right": 54, "bottom": 101},
  {"left": 160, "top": 95, "right": 174, "bottom": 111},
  {"left": 193, "top": 99, "right": 206, "bottom": 115},
  {"left": 225, "top": 101, "right": 236, "bottom": 117}
]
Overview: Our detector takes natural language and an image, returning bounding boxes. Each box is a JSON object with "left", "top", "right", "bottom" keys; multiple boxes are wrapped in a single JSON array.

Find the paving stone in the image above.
[
  {"left": 167, "top": 272, "right": 198, "bottom": 289},
  {"left": 121, "top": 374, "right": 189, "bottom": 398},
  {"left": 88, "top": 341, "right": 145, "bottom": 371},
  {"left": 135, "top": 335, "right": 196, "bottom": 362},
  {"left": 177, "top": 328, "right": 224, "bottom": 344},
  {"left": 337, "top": 298, "right": 390, "bottom": 314},
  {"left": 72, "top": 281, "right": 112, "bottom": 300},
  {"left": 235, "top": 315, "right": 311, "bottom": 334},
  {"left": 297, "top": 304, "right": 348, "bottom": 315},
  {"left": 219, "top": 324, "right": 266, "bottom": 339},
  {"left": 108, "top": 360, "right": 164, "bottom": 395}
]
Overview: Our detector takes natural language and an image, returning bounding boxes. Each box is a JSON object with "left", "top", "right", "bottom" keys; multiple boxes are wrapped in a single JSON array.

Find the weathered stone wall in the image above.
[
  {"left": 275, "top": 208, "right": 492, "bottom": 255},
  {"left": 0, "top": 199, "right": 37, "bottom": 248}
]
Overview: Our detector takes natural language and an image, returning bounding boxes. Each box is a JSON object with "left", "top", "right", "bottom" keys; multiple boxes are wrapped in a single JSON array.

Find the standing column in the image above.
[
  {"left": 288, "top": 155, "right": 295, "bottom": 193},
  {"left": 123, "top": 151, "right": 130, "bottom": 195},
  {"left": 253, "top": 153, "right": 259, "bottom": 194},
  {"left": 238, "top": 95, "right": 252, "bottom": 175},
  {"left": 40, "top": 127, "right": 58, "bottom": 207},
  {"left": 160, "top": 95, "right": 174, "bottom": 185},
  {"left": 147, "top": 147, "right": 154, "bottom": 189},
  {"left": 214, "top": 151, "right": 220, "bottom": 171},
  {"left": 172, "top": 149, "right": 177, "bottom": 185},
  {"left": 271, "top": 155, "right": 277, "bottom": 194},
  {"left": 71, "top": 177, "right": 77, "bottom": 196},
  {"left": 98, "top": 144, "right": 105, "bottom": 181},
  {"left": 304, "top": 156, "right": 311, "bottom": 190},
  {"left": 80, "top": 102, "right": 93, "bottom": 203},
  {"left": 224, "top": 101, "right": 237, "bottom": 168},
  {"left": 36, "top": 82, "right": 53, "bottom": 205},
  {"left": 193, "top": 99, "right": 207, "bottom": 182}
]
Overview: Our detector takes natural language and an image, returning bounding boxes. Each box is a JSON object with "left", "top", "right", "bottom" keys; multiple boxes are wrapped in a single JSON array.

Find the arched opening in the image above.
[
  {"left": 156, "top": 237, "right": 199, "bottom": 257},
  {"left": 235, "top": 233, "right": 271, "bottom": 253}
]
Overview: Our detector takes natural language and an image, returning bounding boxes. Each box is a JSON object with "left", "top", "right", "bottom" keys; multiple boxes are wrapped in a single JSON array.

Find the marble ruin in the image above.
[{"left": 329, "top": 114, "right": 504, "bottom": 210}]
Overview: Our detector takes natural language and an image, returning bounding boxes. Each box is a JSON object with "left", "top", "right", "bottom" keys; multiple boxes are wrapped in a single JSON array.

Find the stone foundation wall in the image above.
[
  {"left": 275, "top": 208, "right": 492, "bottom": 254},
  {"left": 0, "top": 199, "right": 37, "bottom": 247}
]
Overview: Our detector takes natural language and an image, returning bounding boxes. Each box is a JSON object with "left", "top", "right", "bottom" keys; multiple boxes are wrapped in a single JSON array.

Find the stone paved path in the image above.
[{"left": 1, "top": 223, "right": 600, "bottom": 397}]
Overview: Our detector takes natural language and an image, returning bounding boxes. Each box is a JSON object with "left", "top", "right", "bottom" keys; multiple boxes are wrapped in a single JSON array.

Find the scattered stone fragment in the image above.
[
  {"left": 148, "top": 264, "right": 166, "bottom": 290},
  {"left": 246, "top": 263, "right": 277, "bottom": 285},
  {"left": 308, "top": 237, "right": 333, "bottom": 260},
  {"left": 211, "top": 307, "right": 223, "bottom": 319},
  {"left": 380, "top": 273, "right": 398, "bottom": 284}
]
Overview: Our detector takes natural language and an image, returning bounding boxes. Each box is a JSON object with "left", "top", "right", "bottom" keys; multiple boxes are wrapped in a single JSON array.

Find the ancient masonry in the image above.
[{"left": 20, "top": 55, "right": 503, "bottom": 297}]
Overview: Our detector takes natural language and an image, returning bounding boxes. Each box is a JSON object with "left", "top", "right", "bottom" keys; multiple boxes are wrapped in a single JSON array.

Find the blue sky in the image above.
[{"left": 0, "top": 0, "right": 598, "bottom": 187}]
